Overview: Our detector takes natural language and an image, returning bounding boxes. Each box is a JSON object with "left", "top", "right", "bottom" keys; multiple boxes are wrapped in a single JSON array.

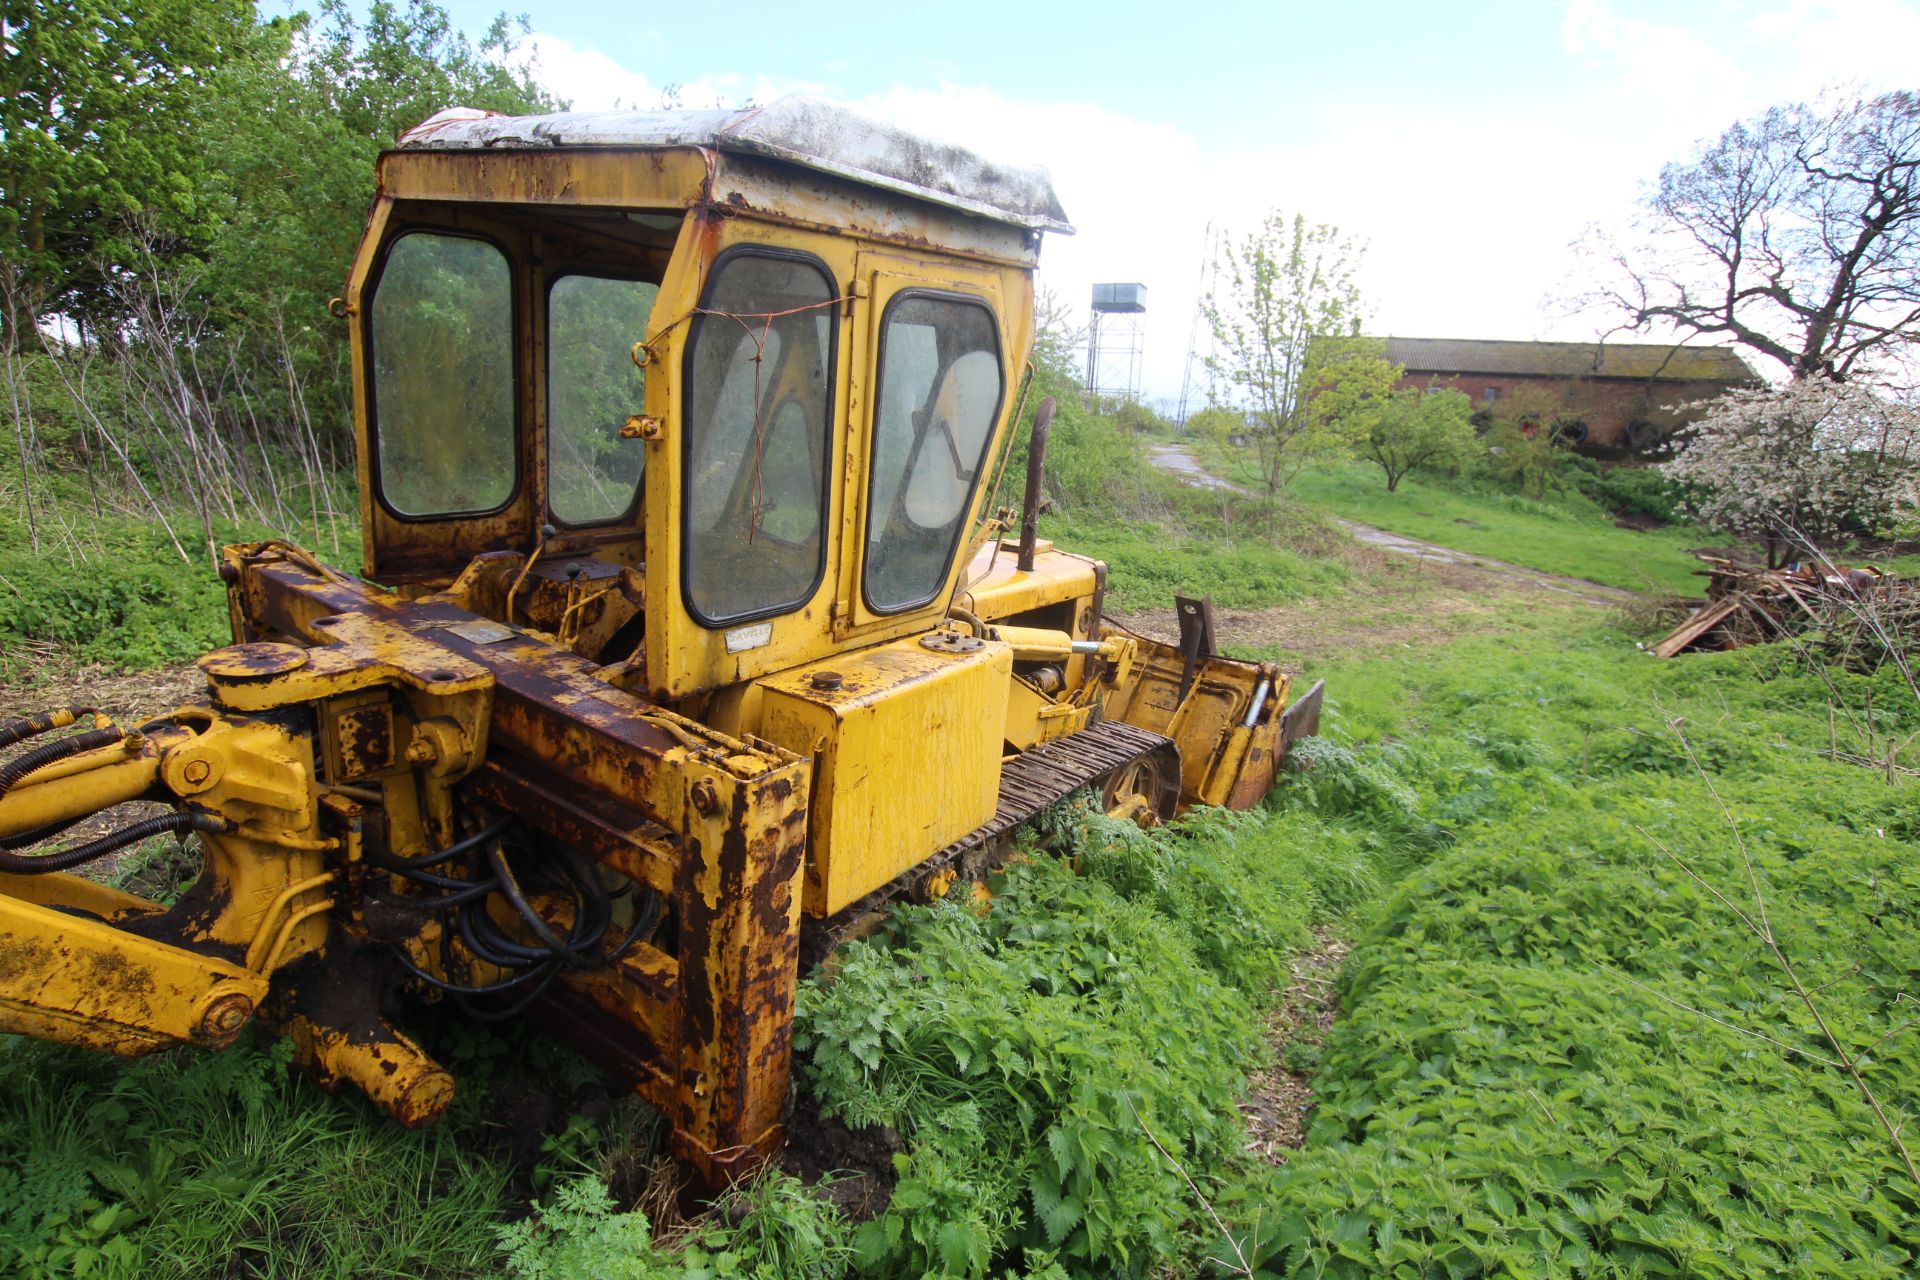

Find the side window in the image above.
[
  {"left": 369, "top": 232, "right": 516, "bottom": 517},
  {"left": 683, "top": 253, "right": 835, "bottom": 625},
  {"left": 864, "top": 295, "right": 1004, "bottom": 613},
  {"left": 548, "top": 274, "right": 657, "bottom": 525}
]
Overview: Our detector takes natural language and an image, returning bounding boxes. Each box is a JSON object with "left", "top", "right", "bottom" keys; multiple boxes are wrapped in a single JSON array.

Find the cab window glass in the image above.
[
  {"left": 683, "top": 253, "right": 834, "bottom": 624},
  {"left": 370, "top": 232, "right": 515, "bottom": 517},
  {"left": 864, "top": 295, "right": 1003, "bottom": 613},
  {"left": 548, "top": 274, "right": 657, "bottom": 525}
]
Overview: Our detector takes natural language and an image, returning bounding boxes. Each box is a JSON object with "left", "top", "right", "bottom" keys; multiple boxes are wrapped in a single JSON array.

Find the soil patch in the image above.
[
  {"left": 1242, "top": 927, "right": 1349, "bottom": 1165},
  {"left": 779, "top": 1085, "right": 901, "bottom": 1222},
  {"left": 1112, "top": 547, "right": 1584, "bottom": 667}
]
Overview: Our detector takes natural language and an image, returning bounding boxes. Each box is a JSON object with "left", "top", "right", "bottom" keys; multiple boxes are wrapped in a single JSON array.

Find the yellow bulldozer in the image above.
[{"left": 0, "top": 98, "right": 1322, "bottom": 1187}]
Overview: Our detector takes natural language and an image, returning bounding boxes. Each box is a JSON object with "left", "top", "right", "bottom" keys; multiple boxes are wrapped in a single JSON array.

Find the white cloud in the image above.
[
  {"left": 514, "top": 34, "right": 819, "bottom": 113},
  {"left": 1561, "top": 0, "right": 1751, "bottom": 118},
  {"left": 1750, "top": 0, "right": 1920, "bottom": 93}
]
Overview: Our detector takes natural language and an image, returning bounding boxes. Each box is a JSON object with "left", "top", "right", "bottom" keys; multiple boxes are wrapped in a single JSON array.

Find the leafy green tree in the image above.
[
  {"left": 185, "top": 0, "right": 560, "bottom": 442},
  {"left": 1364, "top": 385, "right": 1475, "bottom": 492},
  {"left": 1030, "top": 285, "right": 1085, "bottom": 381},
  {"left": 1182, "top": 404, "right": 1245, "bottom": 444},
  {"left": 0, "top": 0, "right": 255, "bottom": 343},
  {"left": 1202, "top": 212, "right": 1395, "bottom": 496}
]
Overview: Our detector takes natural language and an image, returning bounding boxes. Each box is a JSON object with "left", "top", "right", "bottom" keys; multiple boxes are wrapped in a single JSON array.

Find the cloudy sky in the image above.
[{"left": 420, "top": 0, "right": 1916, "bottom": 404}]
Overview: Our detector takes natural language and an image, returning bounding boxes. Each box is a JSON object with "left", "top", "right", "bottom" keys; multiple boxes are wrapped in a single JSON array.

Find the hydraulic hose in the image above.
[
  {"left": 0, "top": 811, "right": 228, "bottom": 875},
  {"left": 0, "top": 707, "right": 98, "bottom": 752},
  {"left": 0, "top": 815, "right": 86, "bottom": 851},
  {"left": 0, "top": 726, "right": 127, "bottom": 804},
  {"left": 379, "top": 811, "right": 657, "bottom": 1019},
  {"left": 366, "top": 816, "right": 513, "bottom": 872}
]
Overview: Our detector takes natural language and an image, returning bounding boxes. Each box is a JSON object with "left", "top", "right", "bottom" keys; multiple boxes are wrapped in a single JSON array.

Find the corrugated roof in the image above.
[
  {"left": 1383, "top": 336, "right": 1755, "bottom": 382},
  {"left": 394, "top": 97, "right": 1073, "bottom": 234}
]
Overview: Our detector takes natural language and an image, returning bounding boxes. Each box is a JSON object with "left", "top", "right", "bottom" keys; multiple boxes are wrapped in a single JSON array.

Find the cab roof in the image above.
[{"left": 396, "top": 96, "right": 1073, "bottom": 235}]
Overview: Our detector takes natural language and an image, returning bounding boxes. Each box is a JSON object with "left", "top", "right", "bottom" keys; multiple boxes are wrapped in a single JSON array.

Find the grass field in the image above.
[{"left": 1287, "top": 465, "right": 1714, "bottom": 595}]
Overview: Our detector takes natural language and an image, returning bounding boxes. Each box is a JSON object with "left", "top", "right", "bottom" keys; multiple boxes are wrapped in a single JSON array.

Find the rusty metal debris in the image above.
[{"left": 1653, "top": 557, "right": 1905, "bottom": 658}]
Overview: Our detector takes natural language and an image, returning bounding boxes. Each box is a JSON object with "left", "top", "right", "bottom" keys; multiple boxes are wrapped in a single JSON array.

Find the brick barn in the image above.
[{"left": 1381, "top": 337, "right": 1758, "bottom": 454}]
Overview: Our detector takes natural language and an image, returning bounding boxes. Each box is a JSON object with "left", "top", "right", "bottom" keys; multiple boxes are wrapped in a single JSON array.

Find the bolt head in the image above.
[
  {"left": 690, "top": 778, "right": 720, "bottom": 815},
  {"left": 197, "top": 992, "right": 254, "bottom": 1041}
]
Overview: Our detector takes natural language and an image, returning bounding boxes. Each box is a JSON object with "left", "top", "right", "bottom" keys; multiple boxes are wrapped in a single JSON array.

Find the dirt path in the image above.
[
  {"left": 1241, "top": 928, "right": 1350, "bottom": 1164},
  {"left": 1146, "top": 442, "right": 1637, "bottom": 607}
]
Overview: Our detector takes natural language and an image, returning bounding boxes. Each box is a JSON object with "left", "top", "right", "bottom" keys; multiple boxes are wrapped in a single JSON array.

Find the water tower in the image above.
[{"left": 1085, "top": 282, "right": 1146, "bottom": 404}]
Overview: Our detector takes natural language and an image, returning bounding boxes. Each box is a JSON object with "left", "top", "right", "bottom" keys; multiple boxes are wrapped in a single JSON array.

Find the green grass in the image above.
[
  {"left": 1224, "top": 620, "right": 1920, "bottom": 1277},
  {"left": 1044, "top": 509, "right": 1351, "bottom": 613},
  {"left": 0, "top": 508, "right": 360, "bottom": 679},
  {"left": 8, "top": 398, "right": 1920, "bottom": 1275},
  {"left": 1287, "top": 464, "right": 1714, "bottom": 595}
]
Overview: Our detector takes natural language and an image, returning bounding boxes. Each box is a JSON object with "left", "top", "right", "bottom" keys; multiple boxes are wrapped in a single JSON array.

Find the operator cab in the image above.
[{"left": 348, "top": 98, "right": 1073, "bottom": 704}]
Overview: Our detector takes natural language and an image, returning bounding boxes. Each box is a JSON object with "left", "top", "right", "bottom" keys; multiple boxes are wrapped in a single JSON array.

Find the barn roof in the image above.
[
  {"left": 1383, "top": 337, "right": 1756, "bottom": 383},
  {"left": 394, "top": 96, "right": 1073, "bottom": 234}
]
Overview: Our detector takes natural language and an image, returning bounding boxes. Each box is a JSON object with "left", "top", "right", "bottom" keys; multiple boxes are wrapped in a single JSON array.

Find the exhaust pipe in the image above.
[{"left": 1017, "top": 397, "right": 1057, "bottom": 573}]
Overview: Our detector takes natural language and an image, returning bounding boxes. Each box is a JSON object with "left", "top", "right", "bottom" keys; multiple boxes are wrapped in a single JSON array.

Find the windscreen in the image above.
[{"left": 547, "top": 273, "right": 657, "bottom": 525}]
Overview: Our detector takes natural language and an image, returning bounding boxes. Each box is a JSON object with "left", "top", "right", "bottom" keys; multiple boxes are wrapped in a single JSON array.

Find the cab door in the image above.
[
  {"left": 833, "top": 249, "right": 1015, "bottom": 643},
  {"left": 641, "top": 224, "right": 855, "bottom": 700}
]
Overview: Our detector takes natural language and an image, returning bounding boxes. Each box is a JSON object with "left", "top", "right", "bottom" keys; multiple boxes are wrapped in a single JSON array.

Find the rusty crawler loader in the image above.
[{"left": 0, "top": 99, "right": 1323, "bottom": 1187}]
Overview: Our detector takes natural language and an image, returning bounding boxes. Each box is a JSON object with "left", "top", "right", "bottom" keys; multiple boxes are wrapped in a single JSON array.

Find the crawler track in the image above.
[{"left": 799, "top": 720, "right": 1179, "bottom": 967}]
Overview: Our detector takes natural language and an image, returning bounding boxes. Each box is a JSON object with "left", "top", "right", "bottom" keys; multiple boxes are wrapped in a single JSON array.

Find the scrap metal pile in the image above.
[{"left": 1654, "top": 557, "right": 1910, "bottom": 659}]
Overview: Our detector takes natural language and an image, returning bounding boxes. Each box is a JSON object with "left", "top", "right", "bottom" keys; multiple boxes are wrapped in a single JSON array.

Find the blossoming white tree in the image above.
[{"left": 1663, "top": 381, "right": 1920, "bottom": 566}]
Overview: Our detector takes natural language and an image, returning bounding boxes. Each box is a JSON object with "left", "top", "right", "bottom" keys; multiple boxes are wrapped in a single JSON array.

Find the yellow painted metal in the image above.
[
  {"left": 0, "top": 870, "right": 162, "bottom": 922},
  {"left": 0, "top": 891, "right": 267, "bottom": 1055},
  {"left": 0, "top": 123, "right": 1322, "bottom": 1191},
  {"left": 964, "top": 540, "right": 1102, "bottom": 622},
  {"left": 0, "top": 745, "right": 162, "bottom": 838},
  {"left": 750, "top": 635, "right": 1012, "bottom": 917},
  {"left": 637, "top": 223, "right": 1036, "bottom": 703},
  {"left": 1002, "top": 676, "right": 1094, "bottom": 751},
  {"left": 1099, "top": 623, "right": 1293, "bottom": 810},
  {"left": 988, "top": 624, "right": 1077, "bottom": 662},
  {"left": 285, "top": 1013, "right": 456, "bottom": 1129},
  {"left": 0, "top": 708, "right": 337, "bottom": 1060}
]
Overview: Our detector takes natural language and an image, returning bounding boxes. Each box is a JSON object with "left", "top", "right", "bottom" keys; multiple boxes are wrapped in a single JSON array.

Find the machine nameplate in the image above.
[
  {"left": 725, "top": 623, "right": 772, "bottom": 654},
  {"left": 446, "top": 619, "right": 517, "bottom": 645}
]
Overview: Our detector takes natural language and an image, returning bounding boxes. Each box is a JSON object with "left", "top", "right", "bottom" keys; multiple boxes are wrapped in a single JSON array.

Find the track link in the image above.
[{"left": 800, "top": 721, "right": 1179, "bottom": 967}]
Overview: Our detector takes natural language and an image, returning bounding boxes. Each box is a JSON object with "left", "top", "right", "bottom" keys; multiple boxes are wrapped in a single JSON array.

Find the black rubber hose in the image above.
[
  {"left": 486, "top": 841, "right": 598, "bottom": 964},
  {"left": 0, "top": 814, "right": 86, "bottom": 851},
  {"left": 395, "top": 946, "right": 555, "bottom": 996},
  {"left": 456, "top": 896, "right": 547, "bottom": 968},
  {"left": 0, "top": 708, "right": 96, "bottom": 752},
  {"left": 456, "top": 965, "right": 563, "bottom": 1022},
  {"left": 365, "top": 816, "right": 513, "bottom": 872},
  {"left": 0, "top": 726, "right": 127, "bottom": 804},
  {"left": 366, "top": 876, "right": 501, "bottom": 910},
  {"left": 462, "top": 873, "right": 599, "bottom": 966},
  {"left": 0, "top": 811, "right": 226, "bottom": 875}
]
